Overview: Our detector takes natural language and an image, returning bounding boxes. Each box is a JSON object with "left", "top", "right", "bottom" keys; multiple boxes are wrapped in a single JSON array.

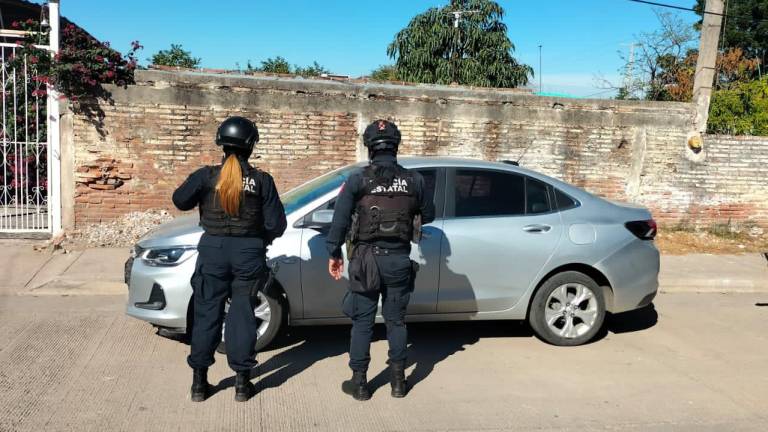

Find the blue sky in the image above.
[{"left": 58, "top": 0, "right": 701, "bottom": 98}]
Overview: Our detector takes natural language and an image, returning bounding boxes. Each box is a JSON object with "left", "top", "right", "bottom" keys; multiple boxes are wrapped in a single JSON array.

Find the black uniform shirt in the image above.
[
  {"left": 325, "top": 154, "right": 436, "bottom": 259},
  {"left": 172, "top": 158, "right": 287, "bottom": 244}
]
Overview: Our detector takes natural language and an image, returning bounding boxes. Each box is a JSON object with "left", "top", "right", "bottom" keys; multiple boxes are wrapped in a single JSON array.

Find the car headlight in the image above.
[{"left": 139, "top": 246, "right": 196, "bottom": 267}]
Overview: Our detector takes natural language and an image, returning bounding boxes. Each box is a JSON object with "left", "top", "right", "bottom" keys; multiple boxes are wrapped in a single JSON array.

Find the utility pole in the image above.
[
  {"left": 623, "top": 43, "right": 635, "bottom": 97},
  {"left": 692, "top": 0, "right": 725, "bottom": 139},
  {"left": 538, "top": 45, "right": 542, "bottom": 93},
  {"left": 47, "top": 0, "right": 62, "bottom": 235}
]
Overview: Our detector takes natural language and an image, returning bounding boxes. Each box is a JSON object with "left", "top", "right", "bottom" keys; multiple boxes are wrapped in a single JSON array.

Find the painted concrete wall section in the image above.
[{"left": 67, "top": 70, "right": 767, "bottom": 229}]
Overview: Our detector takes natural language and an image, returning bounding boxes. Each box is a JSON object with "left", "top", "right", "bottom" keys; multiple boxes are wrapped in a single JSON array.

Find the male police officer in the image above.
[
  {"left": 173, "top": 117, "right": 287, "bottom": 402},
  {"left": 327, "top": 119, "right": 435, "bottom": 400}
]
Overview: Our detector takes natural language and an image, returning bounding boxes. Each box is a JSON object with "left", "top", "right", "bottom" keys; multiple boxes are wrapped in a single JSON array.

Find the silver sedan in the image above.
[{"left": 125, "top": 157, "right": 659, "bottom": 348}]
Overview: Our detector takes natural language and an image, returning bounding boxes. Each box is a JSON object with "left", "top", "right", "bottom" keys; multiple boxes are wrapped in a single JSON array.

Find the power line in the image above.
[{"left": 627, "top": 0, "right": 768, "bottom": 23}]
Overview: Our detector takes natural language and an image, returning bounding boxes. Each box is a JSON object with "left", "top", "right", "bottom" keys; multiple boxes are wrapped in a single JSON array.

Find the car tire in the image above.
[
  {"left": 253, "top": 292, "right": 284, "bottom": 352},
  {"left": 211, "top": 291, "right": 285, "bottom": 354},
  {"left": 529, "top": 271, "right": 606, "bottom": 346}
]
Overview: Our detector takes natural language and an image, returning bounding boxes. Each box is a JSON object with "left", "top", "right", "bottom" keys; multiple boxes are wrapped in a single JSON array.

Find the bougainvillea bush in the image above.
[{"left": 1, "top": 19, "right": 141, "bottom": 212}]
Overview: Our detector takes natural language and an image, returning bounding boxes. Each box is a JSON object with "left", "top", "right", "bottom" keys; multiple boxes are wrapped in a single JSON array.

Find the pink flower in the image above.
[
  {"left": 29, "top": 55, "right": 38, "bottom": 64},
  {"left": 106, "top": 70, "right": 115, "bottom": 78},
  {"left": 11, "top": 21, "right": 19, "bottom": 29},
  {"left": 95, "top": 55, "right": 104, "bottom": 62},
  {"left": 25, "top": 19, "right": 34, "bottom": 25}
]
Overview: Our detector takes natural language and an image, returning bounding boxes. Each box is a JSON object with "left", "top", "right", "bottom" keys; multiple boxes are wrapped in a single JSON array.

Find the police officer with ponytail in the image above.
[
  {"left": 172, "top": 116, "right": 286, "bottom": 402},
  {"left": 327, "top": 119, "right": 435, "bottom": 401}
]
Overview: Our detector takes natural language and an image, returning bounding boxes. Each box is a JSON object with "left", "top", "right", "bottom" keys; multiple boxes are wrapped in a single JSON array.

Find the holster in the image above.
[{"left": 250, "top": 262, "right": 280, "bottom": 299}]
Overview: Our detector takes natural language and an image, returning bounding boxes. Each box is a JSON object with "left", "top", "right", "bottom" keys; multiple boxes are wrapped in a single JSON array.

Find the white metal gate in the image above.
[{"left": 0, "top": 1, "right": 60, "bottom": 236}]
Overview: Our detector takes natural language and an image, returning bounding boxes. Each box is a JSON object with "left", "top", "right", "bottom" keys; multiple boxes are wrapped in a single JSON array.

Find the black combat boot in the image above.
[
  {"left": 341, "top": 371, "right": 371, "bottom": 401},
  {"left": 191, "top": 368, "right": 210, "bottom": 402},
  {"left": 234, "top": 370, "right": 255, "bottom": 402},
  {"left": 390, "top": 361, "right": 407, "bottom": 398}
]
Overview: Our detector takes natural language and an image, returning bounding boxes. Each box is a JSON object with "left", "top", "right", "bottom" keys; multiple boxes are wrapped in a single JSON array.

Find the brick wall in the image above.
[{"left": 68, "top": 70, "right": 768, "bottom": 229}]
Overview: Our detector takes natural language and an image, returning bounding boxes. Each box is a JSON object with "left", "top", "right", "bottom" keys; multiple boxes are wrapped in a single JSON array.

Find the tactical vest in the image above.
[
  {"left": 199, "top": 165, "right": 265, "bottom": 237},
  {"left": 355, "top": 165, "right": 418, "bottom": 243}
]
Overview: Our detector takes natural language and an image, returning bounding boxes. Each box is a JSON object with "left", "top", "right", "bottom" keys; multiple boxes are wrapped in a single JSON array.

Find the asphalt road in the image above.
[{"left": 0, "top": 292, "right": 766, "bottom": 432}]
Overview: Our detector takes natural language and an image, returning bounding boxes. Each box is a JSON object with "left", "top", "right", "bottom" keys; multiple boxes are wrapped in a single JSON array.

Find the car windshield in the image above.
[{"left": 281, "top": 165, "right": 358, "bottom": 214}]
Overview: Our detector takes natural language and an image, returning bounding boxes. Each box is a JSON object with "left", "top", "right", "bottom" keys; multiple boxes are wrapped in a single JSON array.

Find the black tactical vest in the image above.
[
  {"left": 355, "top": 164, "right": 418, "bottom": 243},
  {"left": 199, "top": 164, "right": 265, "bottom": 237}
]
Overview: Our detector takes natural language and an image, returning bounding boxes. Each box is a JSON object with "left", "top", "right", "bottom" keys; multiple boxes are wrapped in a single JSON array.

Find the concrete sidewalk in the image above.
[
  {"left": 0, "top": 242, "right": 765, "bottom": 295},
  {"left": 660, "top": 253, "right": 767, "bottom": 293},
  {"left": 0, "top": 241, "right": 129, "bottom": 296}
]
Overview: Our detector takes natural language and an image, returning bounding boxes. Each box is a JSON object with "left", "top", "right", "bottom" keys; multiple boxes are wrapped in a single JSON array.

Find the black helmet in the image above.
[
  {"left": 363, "top": 119, "right": 401, "bottom": 154},
  {"left": 216, "top": 116, "right": 259, "bottom": 155}
]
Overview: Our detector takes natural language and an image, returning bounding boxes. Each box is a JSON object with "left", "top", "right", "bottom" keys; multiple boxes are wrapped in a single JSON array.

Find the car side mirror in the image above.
[{"left": 304, "top": 209, "right": 334, "bottom": 230}]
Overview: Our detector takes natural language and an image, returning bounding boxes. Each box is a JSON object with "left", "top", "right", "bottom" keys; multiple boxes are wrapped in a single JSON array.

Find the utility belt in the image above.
[{"left": 369, "top": 244, "right": 411, "bottom": 256}]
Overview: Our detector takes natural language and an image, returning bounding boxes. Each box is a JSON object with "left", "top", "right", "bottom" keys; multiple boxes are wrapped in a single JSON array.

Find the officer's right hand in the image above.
[{"left": 328, "top": 258, "right": 344, "bottom": 281}]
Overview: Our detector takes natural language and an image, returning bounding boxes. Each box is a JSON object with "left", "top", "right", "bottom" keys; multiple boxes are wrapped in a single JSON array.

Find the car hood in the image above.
[{"left": 137, "top": 214, "right": 203, "bottom": 248}]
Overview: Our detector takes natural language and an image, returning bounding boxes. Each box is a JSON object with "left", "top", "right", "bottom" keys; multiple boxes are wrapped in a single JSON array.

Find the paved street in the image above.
[{"left": 1, "top": 289, "right": 767, "bottom": 431}]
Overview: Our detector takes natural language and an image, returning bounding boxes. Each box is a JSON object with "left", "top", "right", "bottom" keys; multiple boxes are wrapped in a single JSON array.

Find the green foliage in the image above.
[
  {"left": 387, "top": 0, "right": 532, "bottom": 88},
  {"left": 255, "top": 56, "right": 290, "bottom": 74},
  {"left": 695, "top": 0, "right": 768, "bottom": 59},
  {"left": 708, "top": 77, "right": 768, "bottom": 135},
  {"left": 248, "top": 57, "right": 330, "bottom": 77},
  {"left": 294, "top": 61, "right": 331, "bottom": 77},
  {"left": 150, "top": 44, "right": 200, "bottom": 68},
  {"left": 370, "top": 65, "right": 400, "bottom": 82}
]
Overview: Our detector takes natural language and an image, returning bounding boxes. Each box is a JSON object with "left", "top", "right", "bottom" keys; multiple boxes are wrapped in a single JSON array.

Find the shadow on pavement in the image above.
[
  {"left": 158, "top": 306, "right": 656, "bottom": 397},
  {"left": 367, "top": 320, "right": 533, "bottom": 396},
  {"left": 607, "top": 303, "right": 659, "bottom": 334}
]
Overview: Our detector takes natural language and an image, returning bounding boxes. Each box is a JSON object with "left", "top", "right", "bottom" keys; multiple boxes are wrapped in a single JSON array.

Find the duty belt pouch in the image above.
[{"left": 348, "top": 244, "right": 380, "bottom": 294}]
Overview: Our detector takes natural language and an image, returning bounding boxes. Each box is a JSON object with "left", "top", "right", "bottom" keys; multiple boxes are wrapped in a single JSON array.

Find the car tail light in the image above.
[{"left": 625, "top": 219, "right": 657, "bottom": 240}]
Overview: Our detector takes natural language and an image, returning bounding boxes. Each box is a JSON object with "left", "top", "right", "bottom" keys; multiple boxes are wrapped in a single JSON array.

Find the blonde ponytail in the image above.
[{"left": 215, "top": 154, "right": 243, "bottom": 216}]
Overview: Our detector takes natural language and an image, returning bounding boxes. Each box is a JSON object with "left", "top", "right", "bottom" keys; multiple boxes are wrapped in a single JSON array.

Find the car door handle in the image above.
[{"left": 523, "top": 224, "right": 552, "bottom": 233}]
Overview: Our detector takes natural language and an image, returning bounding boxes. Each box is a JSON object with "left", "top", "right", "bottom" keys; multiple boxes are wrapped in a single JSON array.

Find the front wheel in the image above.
[
  {"left": 218, "top": 291, "right": 285, "bottom": 353},
  {"left": 529, "top": 271, "right": 606, "bottom": 346}
]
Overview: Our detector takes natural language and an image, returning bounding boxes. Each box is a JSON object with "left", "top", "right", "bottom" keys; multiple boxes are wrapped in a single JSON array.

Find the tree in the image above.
[
  {"left": 387, "top": 0, "right": 532, "bottom": 88},
  {"left": 614, "top": 11, "right": 698, "bottom": 100},
  {"left": 708, "top": 77, "right": 768, "bottom": 135},
  {"left": 248, "top": 57, "right": 330, "bottom": 77},
  {"left": 370, "top": 65, "right": 400, "bottom": 82},
  {"left": 293, "top": 61, "right": 330, "bottom": 77},
  {"left": 695, "top": 0, "right": 768, "bottom": 60},
  {"left": 150, "top": 44, "right": 200, "bottom": 68},
  {"left": 255, "top": 56, "right": 290, "bottom": 74}
]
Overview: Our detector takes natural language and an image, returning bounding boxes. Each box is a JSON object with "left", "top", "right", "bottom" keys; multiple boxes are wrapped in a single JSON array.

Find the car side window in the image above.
[
  {"left": 454, "top": 170, "right": 525, "bottom": 217},
  {"left": 526, "top": 178, "right": 551, "bottom": 214},
  {"left": 553, "top": 188, "right": 578, "bottom": 211},
  {"left": 415, "top": 169, "right": 437, "bottom": 208}
]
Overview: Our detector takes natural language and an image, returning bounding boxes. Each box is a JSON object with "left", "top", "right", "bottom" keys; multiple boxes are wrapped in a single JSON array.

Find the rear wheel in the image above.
[
  {"left": 215, "top": 291, "right": 285, "bottom": 353},
  {"left": 529, "top": 271, "right": 606, "bottom": 346}
]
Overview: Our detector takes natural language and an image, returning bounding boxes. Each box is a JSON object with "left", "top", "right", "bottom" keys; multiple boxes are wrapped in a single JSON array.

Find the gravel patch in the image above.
[{"left": 65, "top": 209, "right": 174, "bottom": 249}]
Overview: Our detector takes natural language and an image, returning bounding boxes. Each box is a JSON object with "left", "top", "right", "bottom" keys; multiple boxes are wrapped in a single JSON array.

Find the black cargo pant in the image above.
[
  {"left": 187, "top": 233, "right": 266, "bottom": 372},
  {"left": 343, "top": 250, "right": 414, "bottom": 372}
]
